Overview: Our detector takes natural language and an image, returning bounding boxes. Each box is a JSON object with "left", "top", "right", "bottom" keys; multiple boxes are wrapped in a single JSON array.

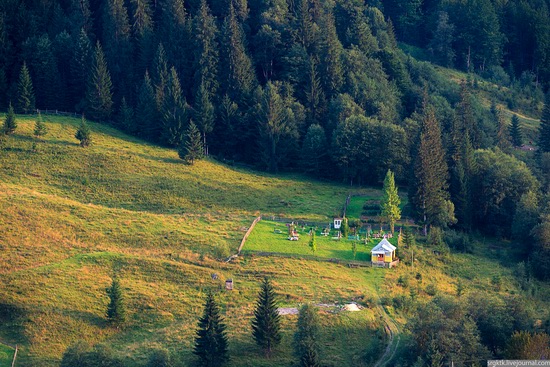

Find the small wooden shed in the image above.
[
  {"left": 371, "top": 238, "right": 399, "bottom": 268},
  {"left": 225, "top": 279, "right": 233, "bottom": 290},
  {"left": 333, "top": 217, "right": 343, "bottom": 229}
]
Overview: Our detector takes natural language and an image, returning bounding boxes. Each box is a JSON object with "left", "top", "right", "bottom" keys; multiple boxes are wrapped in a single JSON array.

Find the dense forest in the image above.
[
  {"left": 1, "top": 0, "right": 550, "bottom": 365},
  {"left": 1, "top": 0, "right": 550, "bottom": 274}
]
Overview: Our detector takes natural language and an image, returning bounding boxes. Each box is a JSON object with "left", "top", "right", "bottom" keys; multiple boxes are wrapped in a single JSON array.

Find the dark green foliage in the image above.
[
  {"left": 193, "top": 0, "right": 219, "bottom": 98},
  {"left": 33, "top": 112, "right": 47, "bottom": 138},
  {"left": 413, "top": 100, "right": 455, "bottom": 233},
  {"left": 75, "top": 116, "right": 92, "bottom": 147},
  {"left": 193, "top": 82, "right": 215, "bottom": 152},
  {"left": 406, "top": 295, "right": 490, "bottom": 365},
  {"left": 294, "top": 304, "right": 321, "bottom": 367},
  {"left": 381, "top": 169, "right": 401, "bottom": 234},
  {"left": 511, "top": 191, "right": 539, "bottom": 249},
  {"left": 472, "top": 148, "right": 538, "bottom": 236},
  {"left": 428, "top": 12, "right": 455, "bottom": 67},
  {"left": 106, "top": 277, "right": 126, "bottom": 326},
  {"left": 509, "top": 114, "right": 523, "bottom": 147},
  {"left": 300, "top": 124, "right": 328, "bottom": 177},
  {"left": 220, "top": 4, "right": 257, "bottom": 104},
  {"left": 118, "top": 97, "right": 135, "bottom": 133},
  {"left": 147, "top": 348, "right": 172, "bottom": 367},
  {"left": 495, "top": 107, "right": 511, "bottom": 151},
  {"left": 3, "top": 103, "right": 16, "bottom": 135},
  {"left": 161, "top": 67, "right": 187, "bottom": 147},
  {"left": 61, "top": 342, "right": 124, "bottom": 367},
  {"left": 16, "top": 62, "right": 35, "bottom": 114},
  {"left": 178, "top": 120, "right": 203, "bottom": 165},
  {"left": 531, "top": 219, "right": 550, "bottom": 281},
  {"left": 70, "top": 29, "right": 92, "bottom": 112},
  {"left": 135, "top": 71, "right": 158, "bottom": 140},
  {"left": 85, "top": 42, "right": 113, "bottom": 122},
  {"left": 252, "top": 277, "right": 281, "bottom": 356},
  {"left": 193, "top": 292, "right": 229, "bottom": 367},
  {"left": 255, "top": 82, "right": 300, "bottom": 173},
  {"left": 539, "top": 93, "right": 550, "bottom": 152}
]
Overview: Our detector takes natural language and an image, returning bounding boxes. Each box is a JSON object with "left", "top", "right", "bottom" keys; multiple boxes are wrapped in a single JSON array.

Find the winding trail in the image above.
[{"left": 373, "top": 301, "right": 401, "bottom": 367}]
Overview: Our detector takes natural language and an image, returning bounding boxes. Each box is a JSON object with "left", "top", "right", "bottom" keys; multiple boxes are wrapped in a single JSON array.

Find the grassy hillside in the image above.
[{"left": 0, "top": 114, "right": 548, "bottom": 367}]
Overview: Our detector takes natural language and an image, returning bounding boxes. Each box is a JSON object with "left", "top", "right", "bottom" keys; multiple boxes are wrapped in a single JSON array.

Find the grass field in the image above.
[
  {"left": 0, "top": 114, "right": 548, "bottom": 367},
  {"left": 0, "top": 344, "right": 14, "bottom": 367},
  {"left": 244, "top": 219, "right": 399, "bottom": 262}
]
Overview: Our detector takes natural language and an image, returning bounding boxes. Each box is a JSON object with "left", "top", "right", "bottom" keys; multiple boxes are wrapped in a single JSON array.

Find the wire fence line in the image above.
[{"left": 36, "top": 109, "right": 81, "bottom": 118}]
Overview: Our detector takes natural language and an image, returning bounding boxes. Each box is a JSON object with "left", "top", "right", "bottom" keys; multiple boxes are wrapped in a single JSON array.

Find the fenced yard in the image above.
[{"left": 243, "top": 219, "right": 399, "bottom": 262}]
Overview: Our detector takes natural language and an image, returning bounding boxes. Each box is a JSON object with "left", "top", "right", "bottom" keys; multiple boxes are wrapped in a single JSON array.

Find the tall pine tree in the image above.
[
  {"left": 495, "top": 107, "right": 511, "bottom": 151},
  {"left": 135, "top": 71, "right": 159, "bottom": 140},
  {"left": 161, "top": 66, "right": 187, "bottom": 146},
  {"left": 252, "top": 277, "right": 281, "bottom": 357},
  {"left": 510, "top": 114, "right": 523, "bottom": 147},
  {"left": 193, "top": 292, "right": 229, "bottom": 367},
  {"left": 85, "top": 42, "right": 114, "bottom": 121},
  {"left": 381, "top": 169, "right": 401, "bottom": 234},
  {"left": 193, "top": 82, "right": 215, "bottom": 154},
  {"left": 220, "top": 4, "right": 257, "bottom": 105},
  {"left": 413, "top": 100, "right": 455, "bottom": 235},
  {"left": 70, "top": 28, "right": 92, "bottom": 112},
  {"left": 538, "top": 92, "right": 550, "bottom": 152},
  {"left": 294, "top": 304, "right": 321, "bottom": 367},
  {"left": 16, "top": 62, "right": 35, "bottom": 114},
  {"left": 193, "top": 0, "right": 219, "bottom": 99}
]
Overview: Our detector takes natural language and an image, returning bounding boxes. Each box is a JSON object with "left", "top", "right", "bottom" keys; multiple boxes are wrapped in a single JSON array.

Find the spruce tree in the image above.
[
  {"left": 318, "top": 12, "right": 343, "bottom": 98},
  {"left": 70, "top": 28, "right": 92, "bottom": 111},
  {"left": 193, "top": 82, "right": 215, "bottom": 154},
  {"left": 510, "top": 114, "right": 523, "bottom": 147},
  {"left": 162, "top": 66, "right": 187, "bottom": 146},
  {"left": 118, "top": 97, "right": 135, "bottom": 133},
  {"left": 413, "top": 101, "right": 454, "bottom": 235},
  {"left": 86, "top": 42, "right": 113, "bottom": 121},
  {"left": 75, "top": 116, "right": 92, "bottom": 147},
  {"left": 3, "top": 103, "right": 16, "bottom": 135},
  {"left": 178, "top": 120, "right": 203, "bottom": 164},
  {"left": 193, "top": 0, "right": 219, "bottom": 99},
  {"left": 220, "top": 4, "right": 257, "bottom": 104},
  {"left": 135, "top": 71, "right": 159, "bottom": 140},
  {"left": 294, "top": 304, "right": 321, "bottom": 367},
  {"left": 16, "top": 62, "right": 35, "bottom": 114},
  {"left": 193, "top": 292, "right": 229, "bottom": 367},
  {"left": 381, "top": 169, "right": 401, "bottom": 234},
  {"left": 495, "top": 107, "right": 511, "bottom": 151},
  {"left": 252, "top": 277, "right": 281, "bottom": 357},
  {"left": 538, "top": 92, "right": 550, "bottom": 152},
  {"left": 34, "top": 112, "right": 47, "bottom": 138},
  {"left": 106, "top": 277, "right": 126, "bottom": 326}
]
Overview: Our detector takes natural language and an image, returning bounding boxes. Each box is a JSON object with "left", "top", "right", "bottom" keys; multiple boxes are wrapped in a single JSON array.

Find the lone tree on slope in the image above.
[
  {"left": 193, "top": 292, "right": 229, "bottom": 367},
  {"left": 252, "top": 277, "right": 281, "bottom": 357}
]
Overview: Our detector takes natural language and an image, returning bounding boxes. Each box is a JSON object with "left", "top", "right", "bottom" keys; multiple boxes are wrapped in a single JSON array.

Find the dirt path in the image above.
[{"left": 373, "top": 302, "right": 400, "bottom": 367}]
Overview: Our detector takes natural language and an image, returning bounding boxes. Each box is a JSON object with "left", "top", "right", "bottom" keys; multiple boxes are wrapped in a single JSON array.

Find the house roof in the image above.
[{"left": 371, "top": 238, "right": 396, "bottom": 254}]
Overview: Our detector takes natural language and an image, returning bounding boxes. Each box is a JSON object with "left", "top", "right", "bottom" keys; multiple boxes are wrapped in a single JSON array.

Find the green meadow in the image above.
[{"left": 0, "top": 114, "right": 548, "bottom": 366}]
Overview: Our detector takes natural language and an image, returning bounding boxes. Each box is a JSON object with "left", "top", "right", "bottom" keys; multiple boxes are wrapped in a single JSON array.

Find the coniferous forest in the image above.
[{"left": 1, "top": 0, "right": 550, "bottom": 364}]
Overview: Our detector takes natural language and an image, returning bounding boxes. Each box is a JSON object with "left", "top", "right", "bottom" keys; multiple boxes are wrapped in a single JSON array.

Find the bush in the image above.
[
  {"left": 445, "top": 230, "right": 473, "bottom": 253},
  {"left": 213, "top": 242, "right": 231, "bottom": 260},
  {"left": 425, "top": 284, "right": 437, "bottom": 296}
]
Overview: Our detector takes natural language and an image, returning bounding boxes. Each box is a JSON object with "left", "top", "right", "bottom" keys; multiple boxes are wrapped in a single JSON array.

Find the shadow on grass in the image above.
[{"left": 0, "top": 303, "right": 28, "bottom": 346}]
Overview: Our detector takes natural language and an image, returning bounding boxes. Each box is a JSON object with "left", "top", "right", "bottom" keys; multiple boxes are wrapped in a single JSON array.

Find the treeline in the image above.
[
  {"left": 1, "top": 0, "right": 550, "bottom": 274},
  {"left": 381, "top": 0, "right": 550, "bottom": 84}
]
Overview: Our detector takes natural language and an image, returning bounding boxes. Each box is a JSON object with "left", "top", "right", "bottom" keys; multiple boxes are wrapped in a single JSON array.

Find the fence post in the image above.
[{"left": 11, "top": 345, "right": 18, "bottom": 367}]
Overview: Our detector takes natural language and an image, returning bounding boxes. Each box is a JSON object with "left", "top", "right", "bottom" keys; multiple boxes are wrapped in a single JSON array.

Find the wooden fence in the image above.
[
  {"left": 237, "top": 216, "right": 262, "bottom": 255},
  {"left": 36, "top": 109, "right": 81, "bottom": 118},
  {"left": 11, "top": 345, "right": 18, "bottom": 367}
]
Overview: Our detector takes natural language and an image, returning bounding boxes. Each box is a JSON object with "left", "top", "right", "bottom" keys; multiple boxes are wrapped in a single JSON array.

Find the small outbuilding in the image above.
[
  {"left": 225, "top": 279, "right": 233, "bottom": 290},
  {"left": 333, "top": 217, "right": 343, "bottom": 229},
  {"left": 371, "top": 238, "right": 399, "bottom": 268}
]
